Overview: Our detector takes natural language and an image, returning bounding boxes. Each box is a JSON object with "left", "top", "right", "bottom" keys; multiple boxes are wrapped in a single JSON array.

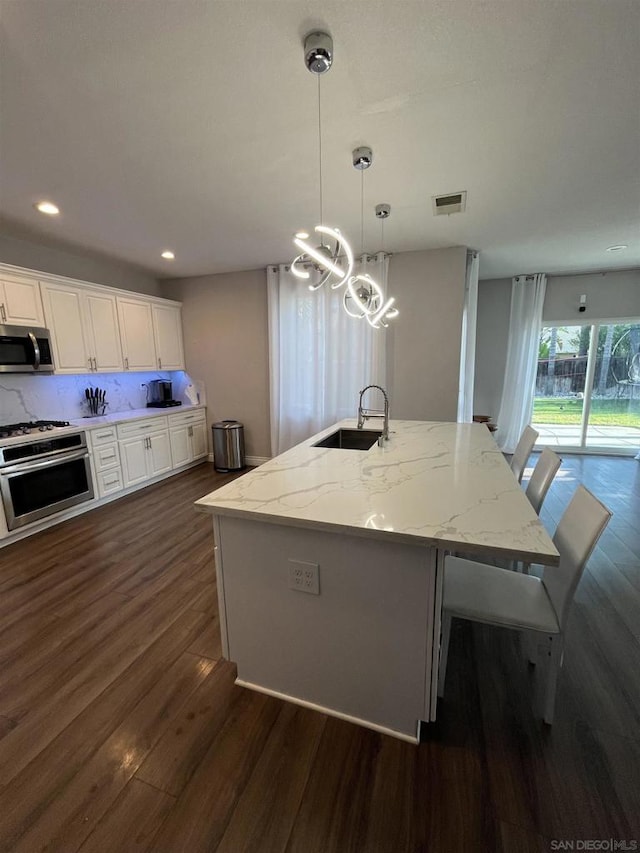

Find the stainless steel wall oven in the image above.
[{"left": 0, "top": 429, "right": 94, "bottom": 530}]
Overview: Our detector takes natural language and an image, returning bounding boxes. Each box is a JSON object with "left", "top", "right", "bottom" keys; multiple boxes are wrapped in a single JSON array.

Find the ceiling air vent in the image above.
[{"left": 432, "top": 191, "right": 467, "bottom": 215}]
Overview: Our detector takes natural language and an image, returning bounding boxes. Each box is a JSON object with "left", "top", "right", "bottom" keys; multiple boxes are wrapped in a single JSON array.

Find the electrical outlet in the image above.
[{"left": 288, "top": 559, "right": 320, "bottom": 595}]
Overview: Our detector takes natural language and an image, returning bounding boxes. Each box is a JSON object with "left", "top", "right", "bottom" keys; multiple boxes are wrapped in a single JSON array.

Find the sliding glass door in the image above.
[{"left": 532, "top": 321, "right": 640, "bottom": 453}]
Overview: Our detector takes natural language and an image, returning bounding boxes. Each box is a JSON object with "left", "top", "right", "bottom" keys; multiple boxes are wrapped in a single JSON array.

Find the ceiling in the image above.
[{"left": 1, "top": 0, "right": 638, "bottom": 281}]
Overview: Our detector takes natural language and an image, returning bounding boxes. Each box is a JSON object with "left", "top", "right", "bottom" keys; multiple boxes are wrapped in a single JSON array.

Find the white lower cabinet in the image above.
[
  {"left": 169, "top": 410, "right": 207, "bottom": 468},
  {"left": 118, "top": 416, "right": 172, "bottom": 488},
  {"left": 96, "top": 468, "right": 124, "bottom": 498},
  {"left": 89, "top": 426, "right": 124, "bottom": 499}
]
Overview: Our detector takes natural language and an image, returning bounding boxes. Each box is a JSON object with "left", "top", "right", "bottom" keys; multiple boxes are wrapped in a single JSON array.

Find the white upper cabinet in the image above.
[
  {"left": 41, "top": 282, "right": 91, "bottom": 372},
  {"left": 84, "top": 292, "right": 123, "bottom": 371},
  {"left": 152, "top": 304, "right": 184, "bottom": 370},
  {"left": 1, "top": 262, "right": 185, "bottom": 375},
  {"left": 0, "top": 274, "right": 45, "bottom": 326},
  {"left": 117, "top": 297, "right": 156, "bottom": 371},
  {"left": 41, "top": 281, "right": 123, "bottom": 373}
]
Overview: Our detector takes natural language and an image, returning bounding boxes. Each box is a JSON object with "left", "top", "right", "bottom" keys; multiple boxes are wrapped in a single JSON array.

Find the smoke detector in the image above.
[
  {"left": 304, "top": 32, "right": 333, "bottom": 74},
  {"left": 432, "top": 191, "right": 467, "bottom": 215}
]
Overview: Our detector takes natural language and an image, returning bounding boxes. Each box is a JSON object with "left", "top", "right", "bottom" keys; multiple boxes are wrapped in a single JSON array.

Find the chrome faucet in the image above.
[{"left": 357, "top": 385, "right": 390, "bottom": 441}]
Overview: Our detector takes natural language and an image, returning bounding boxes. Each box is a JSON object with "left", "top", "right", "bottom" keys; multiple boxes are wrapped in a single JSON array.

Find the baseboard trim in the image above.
[
  {"left": 207, "top": 453, "right": 270, "bottom": 467},
  {"left": 235, "top": 678, "right": 419, "bottom": 744}
]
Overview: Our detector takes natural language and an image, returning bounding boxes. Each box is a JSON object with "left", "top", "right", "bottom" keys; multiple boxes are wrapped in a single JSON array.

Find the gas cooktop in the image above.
[{"left": 0, "top": 420, "right": 71, "bottom": 440}]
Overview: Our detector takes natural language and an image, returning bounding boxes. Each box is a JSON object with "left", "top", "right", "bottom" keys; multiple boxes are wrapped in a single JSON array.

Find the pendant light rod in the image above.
[
  {"left": 317, "top": 74, "right": 323, "bottom": 232},
  {"left": 376, "top": 203, "right": 391, "bottom": 255},
  {"left": 352, "top": 147, "right": 372, "bottom": 257},
  {"left": 360, "top": 170, "right": 364, "bottom": 255}
]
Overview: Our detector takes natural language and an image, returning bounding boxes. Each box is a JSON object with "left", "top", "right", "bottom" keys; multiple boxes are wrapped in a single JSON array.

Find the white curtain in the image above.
[
  {"left": 495, "top": 273, "right": 547, "bottom": 453},
  {"left": 457, "top": 250, "right": 479, "bottom": 423},
  {"left": 268, "top": 253, "right": 388, "bottom": 455}
]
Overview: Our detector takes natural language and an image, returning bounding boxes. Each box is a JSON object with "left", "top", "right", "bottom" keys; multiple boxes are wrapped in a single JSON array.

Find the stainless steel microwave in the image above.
[{"left": 0, "top": 324, "right": 54, "bottom": 373}]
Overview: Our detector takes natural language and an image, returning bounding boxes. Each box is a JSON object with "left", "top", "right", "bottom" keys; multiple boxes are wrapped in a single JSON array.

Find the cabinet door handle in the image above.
[
  {"left": 92, "top": 357, "right": 97, "bottom": 371},
  {"left": 158, "top": 357, "right": 162, "bottom": 369},
  {"left": 88, "top": 357, "right": 93, "bottom": 371},
  {"left": 0, "top": 303, "right": 6, "bottom": 322},
  {"left": 124, "top": 357, "right": 129, "bottom": 370}
]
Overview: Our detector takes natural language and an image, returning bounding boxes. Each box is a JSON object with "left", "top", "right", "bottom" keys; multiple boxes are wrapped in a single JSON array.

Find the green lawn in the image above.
[{"left": 533, "top": 397, "right": 640, "bottom": 427}]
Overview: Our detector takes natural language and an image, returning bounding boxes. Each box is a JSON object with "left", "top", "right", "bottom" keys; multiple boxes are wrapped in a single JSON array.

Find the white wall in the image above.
[{"left": 387, "top": 247, "right": 467, "bottom": 422}]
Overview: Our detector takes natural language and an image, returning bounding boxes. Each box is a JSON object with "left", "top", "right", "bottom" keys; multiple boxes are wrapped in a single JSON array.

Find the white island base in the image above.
[
  {"left": 214, "top": 514, "right": 438, "bottom": 743},
  {"left": 197, "top": 419, "right": 558, "bottom": 743}
]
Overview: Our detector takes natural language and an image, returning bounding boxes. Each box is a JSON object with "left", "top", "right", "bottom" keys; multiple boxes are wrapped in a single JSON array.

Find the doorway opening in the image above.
[{"left": 532, "top": 321, "right": 640, "bottom": 453}]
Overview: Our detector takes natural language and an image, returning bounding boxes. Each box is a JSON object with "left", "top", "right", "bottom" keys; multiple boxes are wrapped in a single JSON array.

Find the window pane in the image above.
[
  {"left": 532, "top": 325, "right": 591, "bottom": 447},
  {"left": 585, "top": 323, "right": 640, "bottom": 450}
]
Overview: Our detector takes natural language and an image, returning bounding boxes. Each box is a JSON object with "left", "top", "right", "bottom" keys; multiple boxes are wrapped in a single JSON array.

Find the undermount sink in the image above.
[{"left": 313, "top": 428, "right": 381, "bottom": 451}]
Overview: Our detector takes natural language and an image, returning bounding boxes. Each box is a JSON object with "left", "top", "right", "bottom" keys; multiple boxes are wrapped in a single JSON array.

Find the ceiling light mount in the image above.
[
  {"left": 352, "top": 147, "right": 373, "bottom": 170},
  {"left": 375, "top": 203, "right": 391, "bottom": 219},
  {"left": 304, "top": 31, "right": 333, "bottom": 75}
]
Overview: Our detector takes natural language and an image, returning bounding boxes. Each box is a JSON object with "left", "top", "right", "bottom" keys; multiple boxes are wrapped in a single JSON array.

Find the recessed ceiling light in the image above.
[
  {"left": 606, "top": 244, "right": 628, "bottom": 252},
  {"left": 34, "top": 201, "right": 60, "bottom": 216},
  {"left": 161, "top": 250, "right": 175, "bottom": 260}
]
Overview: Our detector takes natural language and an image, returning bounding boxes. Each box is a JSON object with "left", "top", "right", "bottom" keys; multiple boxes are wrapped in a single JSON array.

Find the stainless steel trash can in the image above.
[{"left": 212, "top": 420, "right": 245, "bottom": 472}]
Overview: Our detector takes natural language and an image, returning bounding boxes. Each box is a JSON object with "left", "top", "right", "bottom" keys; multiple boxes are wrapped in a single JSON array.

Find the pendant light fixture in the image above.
[
  {"left": 291, "top": 32, "right": 354, "bottom": 290},
  {"left": 290, "top": 31, "right": 398, "bottom": 327},
  {"left": 343, "top": 149, "right": 399, "bottom": 328}
]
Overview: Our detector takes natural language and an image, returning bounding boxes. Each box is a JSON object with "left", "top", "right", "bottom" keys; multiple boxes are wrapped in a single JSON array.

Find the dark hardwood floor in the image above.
[{"left": 0, "top": 456, "right": 638, "bottom": 852}]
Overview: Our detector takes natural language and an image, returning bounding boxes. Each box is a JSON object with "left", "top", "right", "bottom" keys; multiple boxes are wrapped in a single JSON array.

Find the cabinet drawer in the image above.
[
  {"left": 90, "top": 426, "right": 118, "bottom": 446},
  {"left": 96, "top": 468, "right": 123, "bottom": 498},
  {"left": 93, "top": 442, "right": 121, "bottom": 473},
  {"left": 117, "top": 416, "right": 168, "bottom": 439},
  {"left": 168, "top": 409, "right": 206, "bottom": 429}
]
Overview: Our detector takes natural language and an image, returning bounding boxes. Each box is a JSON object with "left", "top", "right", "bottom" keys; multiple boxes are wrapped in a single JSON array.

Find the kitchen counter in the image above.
[
  {"left": 69, "top": 403, "right": 206, "bottom": 429},
  {"left": 196, "top": 418, "right": 557, "bottom": 565},
  {"left": 196, "top": 420, "right": 559, "bottom": 743},
  {"left": 0, "top": 405, "right": 206, "bottom": 450}
]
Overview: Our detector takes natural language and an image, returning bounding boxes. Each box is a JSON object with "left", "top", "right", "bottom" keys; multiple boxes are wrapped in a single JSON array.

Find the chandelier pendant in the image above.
[
  {"left": 291, "top": 225, "right": 354, "bottom": 290},
  {"left": 290, "top": 32, "right": 398, "bottom": 328}
]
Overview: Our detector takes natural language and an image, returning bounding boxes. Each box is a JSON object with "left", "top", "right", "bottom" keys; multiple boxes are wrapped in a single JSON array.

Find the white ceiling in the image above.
[{"left": 1, "top": 1, "right": 639, "bottom": 280}]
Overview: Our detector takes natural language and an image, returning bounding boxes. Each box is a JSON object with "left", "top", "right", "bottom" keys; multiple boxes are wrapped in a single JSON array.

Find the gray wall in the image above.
[
  {"left": 0, "top": 231, "right": 160, "bottom": 296},
  {"left": 473, "top": 278, "right": 511, "bottom": 417},
  {"left": 162, "top": 269, "right": 271, "bottom": 459},
  {"left": 165, "top": 246, "right": 468, "bottom": 458},
  {"left": 543, "top": 269, "right": 640, "bottom": 324},
  {"left": 474, "top": 269, "right": 640, "bottom": 418},
  {"left": 387, "top": 247, "right": 467, "bottom": 422}
]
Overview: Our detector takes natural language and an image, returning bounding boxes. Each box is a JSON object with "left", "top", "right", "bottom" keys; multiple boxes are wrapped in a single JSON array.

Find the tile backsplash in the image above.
[{"left": 0, "top": 370, "right": 199, "bottom": 423}]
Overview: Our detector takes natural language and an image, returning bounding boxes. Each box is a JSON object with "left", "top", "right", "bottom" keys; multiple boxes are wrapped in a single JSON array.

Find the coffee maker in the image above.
[{"left": 145, "top": 380, "right": 181, "bottom": 408}]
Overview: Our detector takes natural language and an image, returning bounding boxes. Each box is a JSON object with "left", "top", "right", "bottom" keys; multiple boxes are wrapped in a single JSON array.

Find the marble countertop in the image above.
[
  {"left": 68, "top": 404, "right": 205, "bottom": 429},
  {"left": 0, "top": 405, "right": 206, "bottom": 448},
  {"left": 195, "top": 419, "right": 559, "bottom": 565}
]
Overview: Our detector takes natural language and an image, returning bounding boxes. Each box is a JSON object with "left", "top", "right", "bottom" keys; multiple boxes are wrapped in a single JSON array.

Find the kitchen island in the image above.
[{"left": 195, "top": 419, "right": 558, "bottom": 742}]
